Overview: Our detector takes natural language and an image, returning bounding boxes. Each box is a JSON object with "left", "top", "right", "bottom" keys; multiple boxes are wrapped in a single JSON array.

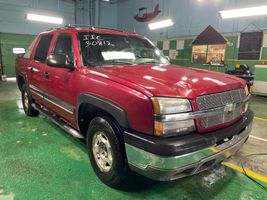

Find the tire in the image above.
[
  {"left": 87, "top": 116, "right": 129, "bottom": 188},
  {"left": 21, "top": 84, "right": 39, "bottom": 117}
]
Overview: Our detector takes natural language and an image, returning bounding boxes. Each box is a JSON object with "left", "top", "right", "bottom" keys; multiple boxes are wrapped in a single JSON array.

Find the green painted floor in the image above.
[{"left": 0, "top": 80, "right": 267, "bottom": 200}]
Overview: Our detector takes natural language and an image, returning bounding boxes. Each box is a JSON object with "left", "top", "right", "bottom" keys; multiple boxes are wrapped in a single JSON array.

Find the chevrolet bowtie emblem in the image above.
[{"left": 224, "top": 103, "right": 236, "bottom": 113}]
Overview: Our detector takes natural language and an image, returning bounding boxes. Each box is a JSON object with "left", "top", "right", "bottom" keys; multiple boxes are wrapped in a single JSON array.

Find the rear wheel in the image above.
[
  {"left": 87, "top": 116, "right": 129, "bottom": 188},
  {"left": 21, "top": 85, "right": 39, "bottom": 116}
]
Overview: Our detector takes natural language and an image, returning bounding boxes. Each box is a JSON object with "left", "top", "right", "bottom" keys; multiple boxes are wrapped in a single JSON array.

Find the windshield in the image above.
[{"left": 78, "top": 32, "right": 169, "bottom": 67}]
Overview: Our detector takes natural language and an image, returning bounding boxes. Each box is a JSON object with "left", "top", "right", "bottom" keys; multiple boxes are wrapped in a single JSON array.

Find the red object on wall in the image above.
[{"left": 134, "top": 4, "right": 161, "bottom": 22}]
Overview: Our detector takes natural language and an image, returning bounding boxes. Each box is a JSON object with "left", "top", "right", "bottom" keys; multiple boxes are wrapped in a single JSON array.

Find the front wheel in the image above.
[
  {"left": 87, "top": 116, "right": 129, "bottom": 188},
  {"left": 21, "top": 85, "right": 39, "bottom": 116}
]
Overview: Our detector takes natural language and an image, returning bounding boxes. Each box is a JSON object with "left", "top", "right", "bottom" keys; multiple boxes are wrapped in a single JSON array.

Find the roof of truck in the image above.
[{"left": 43, "top": 24, "right": 142, "bottom": 38}]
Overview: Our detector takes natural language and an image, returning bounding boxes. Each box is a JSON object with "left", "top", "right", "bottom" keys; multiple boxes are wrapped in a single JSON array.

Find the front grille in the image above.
[{"left": 196, "top": 89, "right": 245, "bottom": 128}]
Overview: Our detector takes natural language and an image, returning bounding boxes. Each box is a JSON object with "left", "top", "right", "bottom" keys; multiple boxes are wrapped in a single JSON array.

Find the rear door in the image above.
[{"left": 28, "top": 34, "right": 53, "bottom": 104}]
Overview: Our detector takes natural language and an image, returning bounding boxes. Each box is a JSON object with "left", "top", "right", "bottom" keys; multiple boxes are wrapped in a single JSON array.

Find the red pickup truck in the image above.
[{"left": 16, "top": 25, "right": 253, "bottom": 188}]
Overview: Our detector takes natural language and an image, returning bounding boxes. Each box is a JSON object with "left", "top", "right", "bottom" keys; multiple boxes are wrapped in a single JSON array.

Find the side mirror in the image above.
[
  {"left": 47, "top": 54, "right": 74, "bottom": 69},
  {"left": 165, "top": 56, "right": 170, "bottom": 61}
]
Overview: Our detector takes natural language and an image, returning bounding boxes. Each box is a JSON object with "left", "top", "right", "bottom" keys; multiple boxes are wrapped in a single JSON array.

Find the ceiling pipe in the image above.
[
  {"left": 89, "top": 0, "right": 95, "bottom": 25},
  {"left": 73, "top": 0, "right": 78, "bottom": 24},
  {"left": 95, "top": 0, "right": 100, "bottom": 26}
]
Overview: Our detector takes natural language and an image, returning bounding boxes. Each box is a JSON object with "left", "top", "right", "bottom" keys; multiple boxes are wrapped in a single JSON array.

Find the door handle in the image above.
[
  {"left": 29, "top": 67, "right": 34, "bottom": 73},
  {"left": 44, "top": 71, "right": 49, "bottom": 78}
]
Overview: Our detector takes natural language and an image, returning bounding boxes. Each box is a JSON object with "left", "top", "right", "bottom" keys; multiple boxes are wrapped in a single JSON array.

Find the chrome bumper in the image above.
[{"left": 125, "top": 121, "right": 252, "bottom": 181}]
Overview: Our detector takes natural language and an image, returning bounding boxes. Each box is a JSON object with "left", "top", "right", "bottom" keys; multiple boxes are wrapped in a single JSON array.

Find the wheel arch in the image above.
[
  {"left": 17, "top": 73, "right": 26, "bottom": 91},
  {"left": 76, "top": 94, "right": 129, "bottom": 136}
]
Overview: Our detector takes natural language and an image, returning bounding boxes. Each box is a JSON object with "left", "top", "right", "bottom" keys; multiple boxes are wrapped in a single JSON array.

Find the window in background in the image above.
[
  {"left": 191, "top": 44, "right": 226, "bottom": 64},
  {"left": 207, "top": 44, "right": 226, "bottom": 65},
  {"left": 238, "top": 32, "right": 262, "bottom": 60},
  {"left": 192, "top": 45, "right": 207, "bottom": 63}
]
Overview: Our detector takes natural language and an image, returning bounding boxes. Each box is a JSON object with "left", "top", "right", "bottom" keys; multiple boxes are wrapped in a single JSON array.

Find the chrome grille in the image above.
[{"left": 196, "top": 89, "right": 245, "bottom": 128}]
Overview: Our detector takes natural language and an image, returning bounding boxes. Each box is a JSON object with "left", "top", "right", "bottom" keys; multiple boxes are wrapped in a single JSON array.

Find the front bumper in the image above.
[{"left": 124, "top": 110, "right": 253, "bottom": 181}]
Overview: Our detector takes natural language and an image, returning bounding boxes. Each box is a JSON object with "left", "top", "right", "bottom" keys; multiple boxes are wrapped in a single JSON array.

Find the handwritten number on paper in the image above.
[{"left": 83, "top": 34, "right": 113, "bottom": 47}]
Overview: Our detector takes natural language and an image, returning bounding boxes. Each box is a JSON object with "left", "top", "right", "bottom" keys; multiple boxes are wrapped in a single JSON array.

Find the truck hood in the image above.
[{"left": 90, "top": 64, "right": 245, "bottom": 99}]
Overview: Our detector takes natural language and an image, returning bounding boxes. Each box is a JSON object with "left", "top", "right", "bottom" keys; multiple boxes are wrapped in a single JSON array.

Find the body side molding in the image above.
[{"left": 29, "top": 85, "right": 74, "bottom": 114}]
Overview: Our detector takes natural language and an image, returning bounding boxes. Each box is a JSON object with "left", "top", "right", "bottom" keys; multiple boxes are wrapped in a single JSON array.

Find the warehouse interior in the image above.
[{"left": 0, "top": 0, "right": 267, "bottom": 199}]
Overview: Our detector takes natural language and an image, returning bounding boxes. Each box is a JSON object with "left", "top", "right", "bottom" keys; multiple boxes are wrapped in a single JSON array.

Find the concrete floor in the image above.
[{"left": 0, "top": 79, "right": 267, "bottom": 200}]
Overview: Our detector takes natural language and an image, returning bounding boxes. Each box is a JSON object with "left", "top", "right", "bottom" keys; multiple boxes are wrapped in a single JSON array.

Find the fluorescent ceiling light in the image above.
[
  {"left": 219, "top": 5, "right": 267, "bottom": 19},
  {"left": 26, "top": 13, "right": 63, "bottom": 24},
  {"left": 148, "top": 19, "right": 174, "bottom": 30}
]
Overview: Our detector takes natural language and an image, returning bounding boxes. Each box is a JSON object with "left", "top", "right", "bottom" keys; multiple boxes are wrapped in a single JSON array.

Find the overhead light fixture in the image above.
[
  {"left": 219, "top": 5, "right": 267, "bottom": 19},
  {"left": 148, "top": 19, "right": 174, "bottom": 30},
  {"left": 12, "top": 48, "right": 25, "bottom": 54},
  {"left": 26, "top": 13, "right": 63, "bottom": 24}
]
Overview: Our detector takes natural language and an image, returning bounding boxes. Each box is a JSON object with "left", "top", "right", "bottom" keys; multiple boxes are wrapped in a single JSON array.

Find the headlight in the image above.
[
  {"left": 151, "top": 97, "right": 192, "bottom": 114},
  {"left": 151, "top": 97, "right": 195, "bottom": 136}
]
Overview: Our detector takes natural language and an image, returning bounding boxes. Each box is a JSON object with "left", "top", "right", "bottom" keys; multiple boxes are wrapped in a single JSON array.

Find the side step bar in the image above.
[{"left": 32, "top": 103, "right": 84, "bottom": 139}]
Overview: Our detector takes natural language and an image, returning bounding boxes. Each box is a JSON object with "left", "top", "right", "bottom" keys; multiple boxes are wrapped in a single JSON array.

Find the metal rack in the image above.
[{"left": 47, "top": 24, "right": 125, "bottom": 33}]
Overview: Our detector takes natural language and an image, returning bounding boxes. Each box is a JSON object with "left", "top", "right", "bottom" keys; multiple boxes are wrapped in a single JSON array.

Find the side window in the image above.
[
  {"left": 34, "top": 34, "right": 53, "bottom": 62},
  {"left": 24, "top": 37, "right": 38, "bottom": 59},
  {"left": 53, "top": 34, "right": 74, "bottom": 65}
]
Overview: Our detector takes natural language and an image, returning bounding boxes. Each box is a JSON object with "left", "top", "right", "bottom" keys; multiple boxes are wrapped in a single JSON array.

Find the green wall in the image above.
[
  {"left": 157, "top": 35, "right": 267, "bottom": 74},
  {"left": 0, "top": 33, "right": 36, "bottom": 77}
]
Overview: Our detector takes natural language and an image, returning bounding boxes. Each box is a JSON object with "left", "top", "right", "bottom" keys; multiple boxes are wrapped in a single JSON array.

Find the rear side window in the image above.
[
  {"left": 34, "top": 34, "right": 53, "bottom": 62},
  {"left": 24, "top": 37, "right": 38, "bottom": 59}
]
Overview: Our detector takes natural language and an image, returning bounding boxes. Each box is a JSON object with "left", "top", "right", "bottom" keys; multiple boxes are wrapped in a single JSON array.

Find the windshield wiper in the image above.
[
  {"left": 138, "top": 60, "right": 161, "bottom": 64},
  {"left": 105, "top": 60, "right": 134, "bottom": 65}
]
